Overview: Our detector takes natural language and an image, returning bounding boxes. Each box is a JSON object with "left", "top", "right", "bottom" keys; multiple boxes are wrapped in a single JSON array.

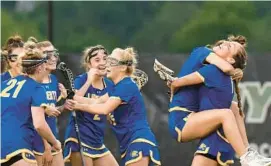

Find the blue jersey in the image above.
[
  {"left": 65, "top": 73, "right": 114, "bottom": 147},
  {"left": 170, "top": 47, "right": 212, "bottom": 111},
  {"left": 32, "top": 74, "right": 61, "bottom": 154},
  {"left": 1, "top": 75, "right": 47, "bottom": 160},
  {"left": 198, "top": 64, "right": 234, "bottom": 110},
  {"left": 195, "top": 65, "right": 235, "bottom": 165},
  {"left": 108, "top": 77, "right": 157, "bottom": 153},
  {"left": 41, "top": 74, "right": 60, "bottom": 136},
  {"left": 1, "top": 71, "right": 13, "bottom": 82}
]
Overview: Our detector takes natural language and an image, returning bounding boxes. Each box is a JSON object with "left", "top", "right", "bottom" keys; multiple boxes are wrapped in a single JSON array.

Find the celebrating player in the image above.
[
  {"left": 1, "top": 35, "right": 24, "bottom": 81},
  {"left": 1, "top": 43, "right": 61, "bottom": 166},
  {"left": 66, "top": 47, "right": 161, "bottom": 166},
  {"left": 167, "top": 35, "right": 271, "bottom": 166},
  {"left": 28, "top": 39, "right": 66, "bottom": 166},
  {"left": 64, "top": 45, "right": 118, "bottom": 166}
]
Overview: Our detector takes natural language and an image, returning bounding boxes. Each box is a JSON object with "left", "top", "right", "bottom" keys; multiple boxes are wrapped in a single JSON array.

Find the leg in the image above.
[
  {"left": 93, "top": 152, "right": 119, "bottom": 166},
  {"left": 231, "top": 101, "right": 249, "bottom": 147},
  {"left": 191, "top": 155, "right": 218, "bottom": 166},
  {"left": 11, "top": 159, "right": 37, "bottom": 166},
  {"left": 127, "top": 157, "right": 149, "bottom": 166},
  {"left": 181, "top": 109, "right": 247, "bottom": 156},
  {"left": 34, "top": 155, "right": 42, "bottom": 166},
  {"left": 70, "top": 152, "right": 94, "bottom": 166},
  {"left": 51, "top": 153, "right": 64, "bottom": 166}
]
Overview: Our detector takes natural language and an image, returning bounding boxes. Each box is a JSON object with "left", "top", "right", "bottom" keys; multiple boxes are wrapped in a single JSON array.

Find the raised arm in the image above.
[
  {"left": 170, "top": 72, "right": 203, "bottom": 89},
  {"left": 205, "top": 52, "right": 234, "bottom": 73},
  {"left": 75, "top": 81, "right": 92, "bottom": 97}
]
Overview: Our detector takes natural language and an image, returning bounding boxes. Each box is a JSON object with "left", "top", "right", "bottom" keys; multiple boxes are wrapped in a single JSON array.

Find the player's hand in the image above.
[
  {"left": 58, "top": 83, "right": 67, "bottom": 99},
  {"left": 64, "top": 99, "right": 74, "bottom": 111},
  {"left": 42, "top": 147, "right": 53, "bottom": 166},
  {"left": 65, "top": 99, "right": 79, "bottom": 111},
  {"left": 87, "top": 68, "right": 99, "bottom": 83},
  {"left": 229, "top": 68, "right": 243, "bottom": 81},
  {"left": 167, "top": 77, "right": 178, "bottom": 88},
  {"left": 52, "top": 140, "right": 61, "bottom": 152},
  {"left": 44, "top": 106, "right": 61, "bottom": 117}
]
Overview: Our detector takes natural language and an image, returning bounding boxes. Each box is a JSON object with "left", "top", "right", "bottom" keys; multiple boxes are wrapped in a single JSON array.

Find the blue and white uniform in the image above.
[
  {"left": 1, "top": 75, "right": 47, "bottom": 164},
  {"left": 64, "top": 73, "right": 113, "bottom": 161},
  {"left": 108, "top": 77, "right": 161, "bottom": 166}
]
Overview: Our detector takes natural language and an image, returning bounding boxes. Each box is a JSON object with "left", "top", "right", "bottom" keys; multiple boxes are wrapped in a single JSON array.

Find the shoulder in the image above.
[
  {"left": 104, "top": 77, "right": 114, "bottom": 87},
  {"left": 75, "top": 73, "right": 87, "bottom": 82},
  {"left": 119, "top": 77, "right": 138, "bottom": 91},
  {"left": 50, "top": 74, "right": 58, "bottom": 81},
  {"left": 191, "top": 46, "right": 210, "bottom": 54}
]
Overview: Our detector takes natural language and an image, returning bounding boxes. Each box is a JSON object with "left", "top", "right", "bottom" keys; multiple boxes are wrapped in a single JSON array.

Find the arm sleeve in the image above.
[
  {"left": 31, "top": 86, "right": 47, "bottom": 107},
  {"left": 195, "top": 47, "right": 213, "bottom": 64},
  {"left": 74, "top": 76, "right": 83, "bottom": 90},
  {"left": 109, "top": 83, "right": 136, "bottom": 103}
]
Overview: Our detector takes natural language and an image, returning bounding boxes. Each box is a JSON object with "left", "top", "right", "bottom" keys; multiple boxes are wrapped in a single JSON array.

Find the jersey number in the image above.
[
  {"left": 93, "top": 114, "right": 101, "bottom": 121},
  {"left": 0, "top": 79, "right": 26, "bottom": 98}
]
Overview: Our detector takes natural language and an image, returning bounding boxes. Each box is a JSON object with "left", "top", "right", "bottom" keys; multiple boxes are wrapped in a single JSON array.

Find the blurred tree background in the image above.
[{"left": 1, "top": 1, "right": 271, "bottom": 54}]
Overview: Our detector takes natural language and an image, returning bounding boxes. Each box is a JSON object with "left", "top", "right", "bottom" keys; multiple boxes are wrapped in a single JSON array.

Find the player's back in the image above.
[
  {"left": 170, "top": 46, "right": 213, "bottom": 111},
  {"left": 1, "top": 75, "right": 46, "bottom": 148},
  {"left": 109, "top": 77, "right": 155, "bottom": 152}
]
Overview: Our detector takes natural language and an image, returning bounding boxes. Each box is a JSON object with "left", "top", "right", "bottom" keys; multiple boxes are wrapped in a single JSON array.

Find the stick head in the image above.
[
  {"left": 153, "top": 59, "right": 174, "bottom": 81},
  {"left": 57, "top": 62, "right": 67, "bottom": 71},
  {"left": 131, "top": 69, "right": 148, "bottom": 90}
]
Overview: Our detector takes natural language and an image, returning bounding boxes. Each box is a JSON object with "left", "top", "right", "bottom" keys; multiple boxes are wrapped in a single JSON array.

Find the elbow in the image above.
[
  {"left": 34, "top": 121, "right": 45, "bottom": 132},
  {"left": 102, "top": 107, "right": 112, "bottom": 115},
  {"left": 102, "top": 109, "right": 110, "bottom": 115}
]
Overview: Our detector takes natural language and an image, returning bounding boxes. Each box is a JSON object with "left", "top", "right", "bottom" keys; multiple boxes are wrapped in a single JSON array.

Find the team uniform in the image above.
[
  {"left": 1, "top": 70, "right": 13, "bottom": 82},
  {"left": 1, "top": 75, "right": 47, "bottom": 164},
  {"left": 108, "top": 77, "right": 161, "bottom": 166},
  {"left": 195, "top": 65, "right": 235, "bottom": 166},
  {"left": 168, "top": 46, "right": 213, "bottom": 141},
  {"left": 28, "top": 74, "right": 62, "bottom": 157},
  {"left": 168, "top": 47, "right": 235, "bottom": 165},
  {"left": 64, "top": 73, "right": 113, "bottom": 161}
]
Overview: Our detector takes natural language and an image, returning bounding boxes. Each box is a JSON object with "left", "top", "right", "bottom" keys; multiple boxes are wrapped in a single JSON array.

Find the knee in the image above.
[{"left": 230, "top": 101, "right": 239, "bottom": 116}]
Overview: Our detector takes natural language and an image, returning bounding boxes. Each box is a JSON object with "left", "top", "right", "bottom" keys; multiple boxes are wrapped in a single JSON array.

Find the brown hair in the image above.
[
  {"left": 1, "top": 50, "right": 8, "bottom": 73},
  {"left": 112, "top": 47, "right": 138, "bottom": 75},
  {"left": 228, "top": 35, "right": 248, "bottom": 116},
  {"left": 81, "top": 45, "right": 108, "bottom": 71},
  {"left": 2, "top": 35, "right": 24, "bottom": 54},
  {"left": 22, "top": 42, "right": 45, "bottom": 75}
]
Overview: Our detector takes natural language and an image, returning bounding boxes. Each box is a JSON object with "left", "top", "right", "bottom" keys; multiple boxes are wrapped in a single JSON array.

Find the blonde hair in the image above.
[
  {"left": 113, "top": 47, "right": 138, "bottom": 75},
  {"left": 27, "top": 36, "right": 38, "bottom": 43},
  {"left": 37, "top": 41, "right": 53, "bottom": 49}
]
